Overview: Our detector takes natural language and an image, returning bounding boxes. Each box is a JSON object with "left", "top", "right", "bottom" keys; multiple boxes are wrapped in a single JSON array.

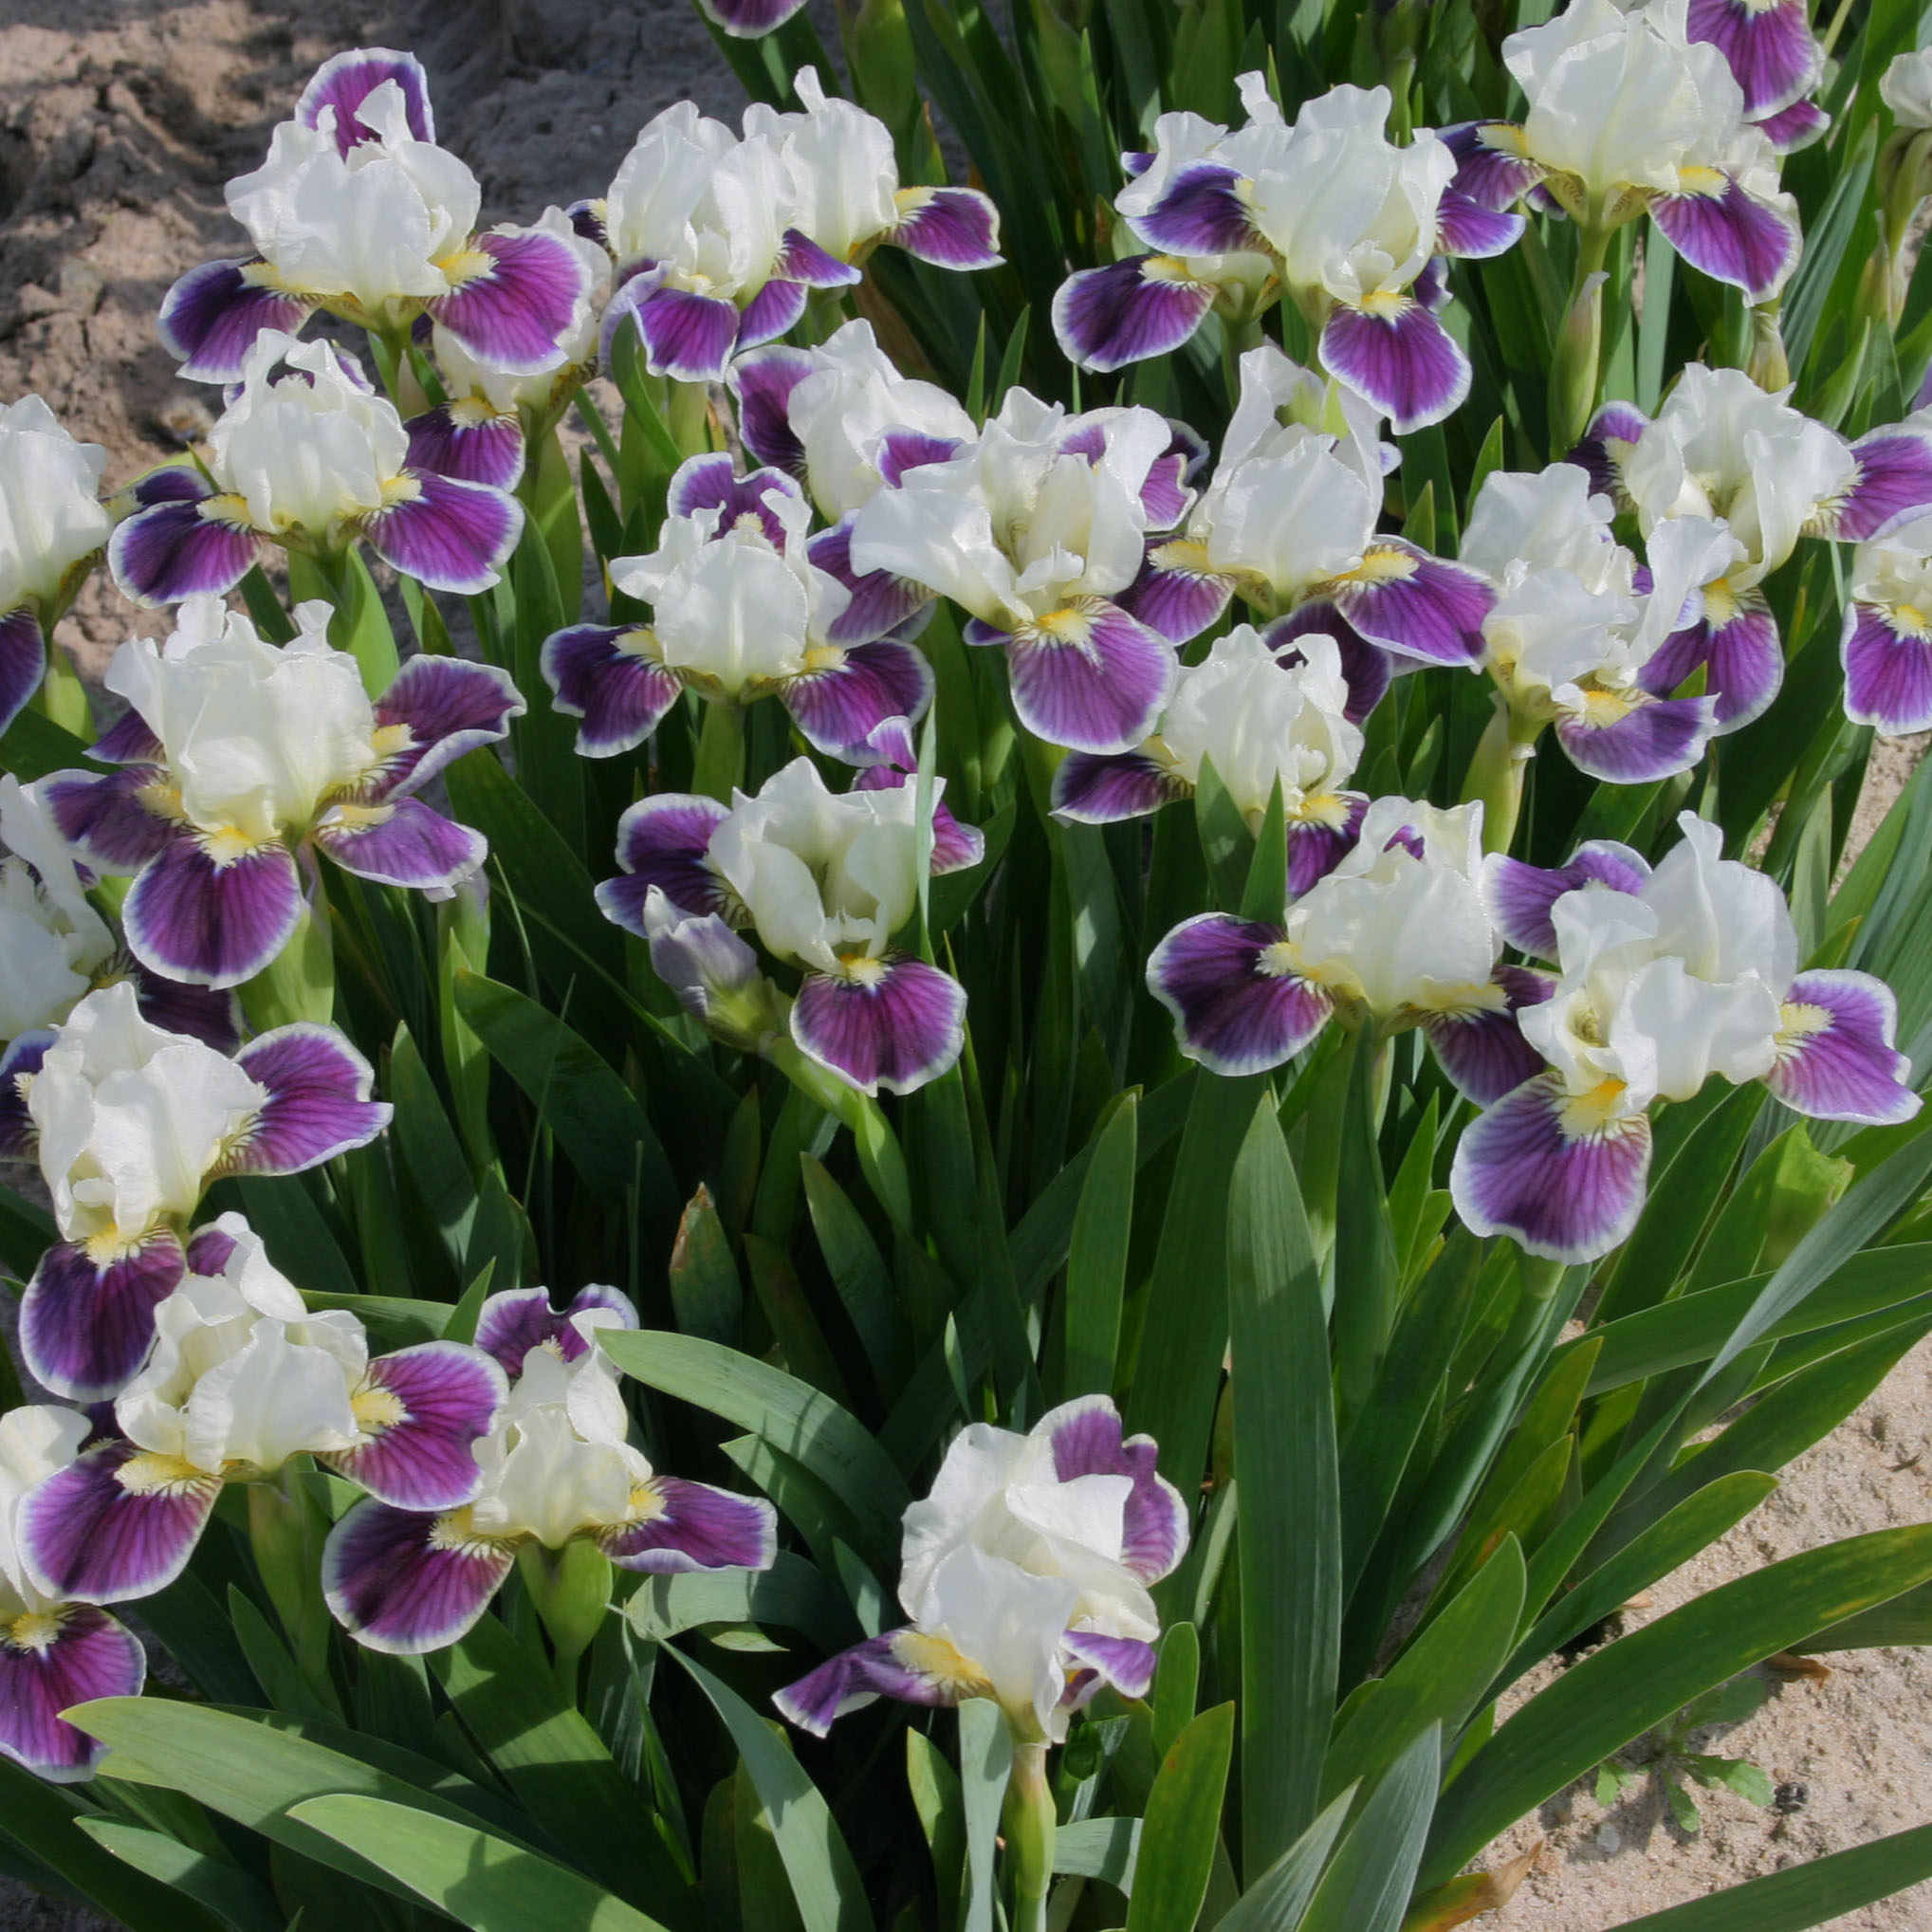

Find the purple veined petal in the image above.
[
  {"left": 775, "top": 1628, "right": 979, "bottom": 1737},
  {"left": 1051, "top": 256, "right": 1216, "bottom": 374},
  {"left": 1555, "top": 692, "right": 1717, "bottom": 783},
  {"left": 1061, "top": 1629, "right": 1156, "bottom": 1701},
  {"left": 781, "top": 639, "right": 935, "bottom": 764},
  {"left": 892, "top": 186, "right": 1003, "bottom": 270},
  {"left": 403, "top": 405, "right": 526, "bottom": 492},
  {"left": 107, "top": 500, "right": 258, "bottom": 607},
  {"left": 1433, "top": 188, "right": 1526, "bottom": 260},
  {"left": 1754, "top": 98, "right": 1828, "bottom": 154},
  {"left": 1131, "top": 162, "right": 1264, "bottom": 254},
  {"left": 1146, "top": 912, "right": 1333, "bottom": 1076},
  {"left": 372, "top": 653, "right": 526, "bottom": 798},
  {"left": 1842, "top": 600, "right": 1932, "bottom": 736},
  {"left": 362, "top": 471, "right": 522, "bottom": 597},
  {"left": 1686, "top": 0, "right": 1822, "bottom": 118},
  {"left": 1419, "top": 965, "right": 1557, "bottom": 1106},
  {"left": 474, "top": 1283, "right": 639, "bottom": 1378},
  {"left": 1442, "top": 120, "right": 1546, "bottom": 212},
  {"left": 229, "top": 1024, "right": 391, "bottom": 1174},
  {"left": 156, "top": 258, "right": 313, "bottom": 383},
  {"left": 0, "top": 1031, "right": 52, "bottom": 1162},
  {"left": 322, "top": 1342, "right": 509, "bottom": 1513},
  {"left": 21, "top": 1236, "right": 186, "bottom": 1402},
  {"left": 791, "top": 957, "right": 966, "bottom": 1096},
  {"left": 122, "top": 833, "right": 304, "bottom": 988},
  {"left": 1051, "top": 750, "right": 1189, "bottom": 825},
  {"left": 735, "top": 278, "right": 811, "bottom": 355},
  {"left": 20, "top": 1436, "right": 219, "bottom": 1603},
  {"left": 1450, "top": 1072, "right": 1653, "bottom": 1262},
  {"left": 697, "top": 0, "right": 809, "bottom": 35},
  {"left": 669, "top": 451, "right": 802, "bottom": 544},
  {"left": 124, "top": 464, "right": 218, "bottom": 510},
  {"left": 856, "top": 715, "right": 918, "bottom": 774},
  {"left": 0, "top": 605, "right": 45, "bottom": 738},
  {"left": 542, "top": 623, "right": 680, "bottom": 758},
  {"left": 1484, "top": 838, "right": 1652, "bottom": 960},
  {"left": 728, "top": 345, "right": 813, "bottom": 477},
  {"left": 775, "top": 229, "right": 864, "bottom": 291},
  {"left": 644, "top": 897, "right": 771, "bottom": 1036},
  {"left": 875, "top": 430, "right": 966, "bottom": 488},
  {"left": 1004, "top": 599, "right": 1176, "bottom": 756},
  {"left": 0, "top": 1604, "right": 146, "bottom": 1783},
  {"left": 567, "top": 199, "right": 609, "bottom": 248},
  {"left": 298, "top": 47, "right": 435, "bottom": 150},
  {"left": 91, "top": 706, "right": 166, "bottom": 765},
  {"left": 313, "top": 796, "right": 487, "bottom": 892},
  {"left": 1765, "top": 969, "right": 1922, "bottom": 1126},
  {"left": 961, "top": 617, "right": 1008, "bottom": 648},
  {"left": 428, "top": 227, "right": 591, "bottom": 378},
  {"left": 322, "top": 1499, "right": 519, "bottom": 1655},
  {"left": 630, "top": 282, "right": 745, "bottom": 382},
  {"left": 1831, "top": 431, "right": 1932, "bottom": 543},
  {"left": 131, "top": 966, "right": 242, "bottom": 1054},
  {"left": 1320, "top": 302, "right": 1471, "bottom": 436},
  {"left": 1118, "top": 537, "right": 1235, "bottom": 645},
  {"left": 1410, "top": 255, "right": 1450, "bottom": 315},
  {"left": 1651, "top": 176, "right": 1801, "bottom": 304},
  {"left": 1043, "top": 1394, "right": 1189, "bottom": 1584},
  {"left": 1637, "top": 592, "right": 1782, "bottom": 732},
  {"left": 183, "top": 1221, "right": 239, "bottom": 1278},
  {"left": 44, "top": 767, "right": 175, "bottom": 873},
  {"left": 1265, "top": 604, "right": 1392, "bottom": 727},
  {"left": 806, "top": 519, "right": 936, "bottom": 646},
  {"left": 1286, "top": 795, "right": 1369, "bottom": 895},
  {"left": 1567, "top": 400, "right": 1649, "bottom": 504},
  {"left": 599, "top": 1476, "right": 779, "bottom": 1573},
  {"left": 597, "top": 793, "right": 732, "bottom": 931},
  {"left": 1327, "top": 541, "right": 1491, "bottom": 669}
]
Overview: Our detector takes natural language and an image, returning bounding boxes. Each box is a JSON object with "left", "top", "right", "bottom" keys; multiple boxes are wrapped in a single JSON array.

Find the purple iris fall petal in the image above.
[
  {"left": 1754, "top": 99, "right": 1828, "bottom": 153},
  {"left": 44, "top": 767, "right": 175, "bottom": 873},
  {"left": 892, "top": 187, "right": 1003, "bottom": 269},
  {"left": 782, "top": 639, "right": 935, "bottom": 764},
  {"left": 806, "top": 519, "right": 936, "bottom": 646},
  {"left": 1651, "top": 179, "right": 1801, "bottom": 303},
  {"left": 1442, "top": 121, "right": 1546, "bottom": 211},
  {"left": 728, "top": 345, "right": 813, "bottom": 477},
  {"left": 1051, "top": 750, "right": 1188, "bottom": 824},
  {"left": 0, "top": 1032, "right": 51, "bottom": 1162},
  {"left": 791, "top": 957, "right": 967, "bottom": 1096},
  {"left": 1132, "top": 162, "right": 1262, "bottom": 254},
  {"left": 322, "top": 1499, "right": 518, "bottom": 1655},
  {"left": 183, "top": 1222, "right": 239, "bottom": 1279},
  {"left": 597, "top": 794, "right": 732, "bottom": 931},
  {"left": 1449, "top": 1072, "right": 1653, "bottom": 1262},
  {"left": 322, "top": 1343, "right": 508, "bottom": 1513},
  {"left": 1329, "top": 541, "right": 1491, "bottom": 669},
  {"left": 736, "top": 279, "right": 811, "bottom": 355},
  {"left": 876, "top": 431, "right": 966, "bottom": 489},
  {"left": 1264, "top": 605, "right": 1392, "bottom": 726},
  {"left": 0, "top": 1605, "right": 145, "bottom": 1783},
  {"left": 108, "top": 501, "right": 258, "bottom": 607},
  {"left": 20, "top": 1236, "right": 187, "bottom": 1402},
  {"left": 474, "top": 1284, "right": 639, "bottom": 1378},
  {"left": 372, "top": 653, "right": 525, "bottom": 798},
  {"left": 1765, "top": 970, "right": 1921, "bottom": 1126},
  {"left": 1420, "top": 966, "right": 1557, "bottom": 1106},
  {"left": 90, "top": 707, "right": 166, "bottom": 765},
  {"left": 775, "top": 1630, "right": 963, "bottom": 1737},
  {"left": 542, "top": 624, "right": 681, "bottom": 757},
  {"left": 851, "top": 743, "right": 985, "bottom": 874},
  {"left": 775, "top": 230, "right": 864, "bottom": 290},
  {"left": 1002, "top": 600, "right": 1176, "bottom": 756},
  {"left": 1639, "top": 595, "right": 1783, "bottom": 731},
  {"left": 1842, "top": 601, "right": 1932, "bottom": 735},
  {"left": 632, "top": 283, "right": 744, "bottom": 382},
  {"left": 229, "top": 1024, "right": 391, "bottom": 1174},
  {"left": 1120, "top": 539, "right": 1235, "bottom": 644},
  {"left": 132, "top": 969, "right": 242, "bottom": 1053},
  {"left": 1434, "top": 189, "right": 1526, "bottom": 260},
  {"left": 427, "top": 228, "right": 591, "bottom": 377},
  {"left": 1146, "top": 913, "right": 1334, "bottom": 1076},
  {"left": 122, "top": 834, "right": 304, "bottom": 988},
  {"left": 1831, "top": 431, "right": 1932, "bottom": 543},
  {"left": 1044, "top": 1395, "right": 1189, "bottom": 1584},
  {"left": 1320, "top": 303, "right": 1471, "bottom": 435},
  {"left": 313, "top": 796, "right": 486, "bottom": 892},
  {"left": 1286, "top": 799, "right": 1369, "bottom": 894},
  {"left": 1687, "top": 0, "right": 1821, "bottom": 118},
  {"left": 598, "top": 1476, "right": 778, "bottom": 1573},
  {"left": 1061, "top": 1630, "right": 1157, "bottom": 1699},
  {"left": 403, "top": 405, "right": 526, "bottom": 492},
  {"left": 1555, "top": 694, "right": 1717, "bottom": 783},
  {"left": 20, "top": 1437, "right": 221, "bottom": 1603},
  {"left": 1484, "top": 839, "right": 1651, "bottom": 961},
  {"left": 156, "top": 258, "right": 313, "bottom": 383},
  {"left": 298, "top": 47, "right": 435, "bottom": 150},
  {"left": 362, "top": 471, "right": 522, "bottom": 596},
  {"left": 0, "top": 605, "right": 45, "bottom": 737},
  {"left": 1052, "top": 256, "right": 1216, "bottom": 374},
  {"left": 698, "top": 0, "right": 809, "bottom": 36}
]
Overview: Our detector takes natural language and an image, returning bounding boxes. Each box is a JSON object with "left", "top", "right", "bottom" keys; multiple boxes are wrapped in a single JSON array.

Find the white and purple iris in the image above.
[
  {"left": 45, "top": 598, "right": 521, "bottom": 990},
  {"left": 598, "top": 757, "right": 976, "bottom": 1096},
  {"left": 324, "top": 1286, "right": 776, "bottom": 1654},
  {"left": 1148, "top": 796, "right": 1552, "bottom": 1105},
  {"left": 15, "top": 1215, "right": 506, "bottom": 1610},
  {"left": 158, "top": 50, "right": 593, "bottom": 385},
  {"left": 542, "top": 452, "right": 931, "bottom": 764},
  {"left": 1842, "top": 510, "right": 1932, "bottom": 736},
  {"left": 1454, "top": 814, "right": 1922, "bottom": 1260},
  {"left": 1445, "top": 0, "right": 1801, "bottom": 304},
  {"left": 1064, "top": 77, "right": 1515, "bottom": 429},
  {"left": 0, "top": 396, "right": 112, "bottom": 736},
  {"left": 0, "top": 1406, "right": 146, "bottom": 1783},
  {"left": 110, "top": 333, "right": 525, "bottom": 607},
  {"left": 0, "top": 982, "right": 390, "bottom": 1401},
  {"left": 1687, "top": 0, "right": 1830, "bottom": 154},
  {"left": 777, "top": 1395, "right": 1187, "bottom": 1741}
]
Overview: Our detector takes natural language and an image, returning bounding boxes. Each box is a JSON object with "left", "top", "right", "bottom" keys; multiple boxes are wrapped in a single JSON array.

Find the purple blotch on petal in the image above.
[
  {"left": 1434, "top": 188, "right": 1526, "bottom": 259},
  {"left": 1061, "top": 1630, "right": 1156, "bottom": 1700},
  {"left": 542, "top": 624, "right": 680, "bottom": 757},
  {"left": 322, "top": 1499, "right": 517, "bottom": 1656},
  {"left": 108, "top": 503, "right": 257, "bottom": 608},
  {"left": 1483, "top": 839, "right": 1651, "bottom": 960},
  {"left": 1146, "top": 913, "right": 1333, "bottom": 1076},
  {"left": 323, "top": 1342, "right": 508, "bottom": 1512},
  {"left": 0, "top": 606, "right": 45, "bottom": 738},
  {"left": 1265, "top": 604, "right": 1392, "bottom": 726},
  {"left": 791, "top": 957, "right": 966, "bottom": 1096},
  {"left": 157, "top": 259, "right": 312, "bottom": 384},
  {"left": 1651, "top": 177, "right": 1801, "bottom": 304},
  {"left": 1052, "top": 257, "right": 1215, "bottom": 374},
  {"left": 1754, "top": 98, "right": 1828, "bottom": 153},
  {"left": 1044, "top": 1394, "right": 1189, "bottom": 1584},
  {"left": 298, "top": 47, "right": 435, "bottom": 150},
  {"left": 0, "top": 1605, "right": 146, "bottom": 1783},
  {"left": 1555, "top": 693, "right": 1716, "bottom": 783},
  {"left": 892, "top": 188, "right": 1003, "bottom": 270},
  {"left": 774, "top": 230, "right": 863, "bottom": 290},
  {"left": 1286, "top": 798, "right": 1369, "bottom": 895},
  {"left": 1639, "top": 596, "right": 1783, "bottom": 732},
  {"left": 1330, "top": 542, "right": 1491, "bottom": 669},
  {"left": 404, "top": 406, "right": 526, "bottom": 492},
  {"left": 782, "top": 639, "right": 934, "bottom": 764},
  {"left": 1132, "top": 163, "right": 1261, "bottom": 254},
  {"left": 1765, "top": 969, "right": 1921, "bottom": 1126},
  {"left": 698, "top": 0, "right": 809, "bottom": 35},
  {"left": 0, "top": 1032, "right": 51, "bottom": 1162},
  {"left": 230, "top": 1024, "right": 392, "bottom": 1174},
  {"left": 313, "top": 797, "right": 486, "bottom": 892},
  {"left": 633, "top": 284, "right": 744, "bottom": 382},
  {"left": 1832, "top": 432, "right": 1932, "bottom": 543},
  {"left": 132, "top": 970, "right": 242, "bottom": 1053},
  {"left": 1442, "top": 120, "right": 1546, "bottom": 210},
  {"left": 372, "top": 653, "right": 526, "bottom": 798},
  {"left": 122, "top": 834, "right": 304, "bottom": 988},
  {"left": 363, "top": 472, "right": 522, "bottom": 596},
  {"left": 1843, "top": 601, "right": 1932, "bottom": 735},
  {"left": 600, "top": 1476, "right": 778, "bottom": 1573},
  {"left": 1120, "top": 542, "right": 1235, "bottom": 645},
  {"left": 1420, "top": 965, "right": 1556, "bottom": 1106},
  {"left": 735, "top": 278, "right": 810, "bottom": 355},
  {"left": 20, "top": 1437, "right": 219, "bottom": 1603},
  {"left": 598, "top": 793, "right": 731, "bottom": 928},
  {"left": 1320, "top": 303, "right": 1472, "bottom": 436},
  {"left": 1004, "top": 600, "right": 1176, "bottom": 756},
  {"left": 1051, "top": 750, "right": 1188, "bottom": 824},
  {"left": 1686, "top": 0, "right": 1821, "bottom": 118},
  {"left": 807, "top": 519, "right": 935, "bottom": 646},
  {"left": 774, "top": 1630, "right": 961, "bottom": 1737},
  {"left": 45, "top": 766, "right": 175, "bottom": 873},
  {"left": 428, "top": 227, "right": 590, "bottom": 378},
  {"left": 729, "top": 346, "right": 813, "bottom": 477},
  {"left": 474, "top": 1283, "right": 639, "bottom": 1378},
  {"left": 90, "top": 707, "right": 167, "bottom": 765},
  {"left": 21, "top": 1236, "right": 187, "bottom": 1403}
]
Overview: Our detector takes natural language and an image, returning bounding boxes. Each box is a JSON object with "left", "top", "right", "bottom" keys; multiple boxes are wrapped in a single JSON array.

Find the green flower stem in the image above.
[
  {"left": 691, "top": 699, "right": 746, "bottom": 804},
  {"left": 241, "top": 869, "right": 336, "bottom": 1032},
  {"left": 248, "top": 1465, "right": 334, "bottom": 1690},
  {"left": 668, "top": 377, "right": 712, "bottom": 460},
  {"left": 438, "top": 877, "right": 495, "bottom": 1172},
  {"left": 1549, "top": 224, "right": 1611, "bottom": 454},
  {"left": 1462, "top": 695, "right": 1542, "bottom": 856},
  {"left": 38, "top": 636, "right": 91, "bottom": 739},
  {"left": 765, "top": 1036, "right": 915, "bottom": 1231},
  {"left": 517, "top": 1539, "right": 613, "bottom": 1696},
  {"left": 1003, "top": 1740, "right": 1057, "bottom": 1932}
]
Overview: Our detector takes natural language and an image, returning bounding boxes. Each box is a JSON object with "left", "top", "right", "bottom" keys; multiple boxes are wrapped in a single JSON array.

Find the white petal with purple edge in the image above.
[
  {"left": 542, "top": 624, "right": 681, "bottom": 757},
  {"left": 1765, "top": 970, "right": 1921, "bottom": 1126},
  {"left": 1420, "top": 966, "right": 1556, "bottom": 1106},
  {"left": 1131, "top": 163, "right": 1262, "bottom": 254},
  {"left": 1651, "top": 179, "right": 1800, "bottom": 304},
  {"left": 1051, "top": 751, "right": 1188, "bottom": 824},
  {"left": 122, "top": 835, "right": 304, "bottom": 988},
  {"left": 728, "top": 346, "right": 812, "bottom": 477},
  {"left": 1043, "top": 1394, "right": 1189, "bottom": 1584},
  {"left": 474, "top": 1284, "right": 639, "bottom": 1377},
  {"left": 1639, "top": 596, "right": 1783, "bottom": 732},
  {"left": 775, "top": 1630, "right": 969, "bottom": 1737},
  {"left": 373, "top": 654, "right": 526, "bottom": 797},
  {"left": 600, "top": 793, "right": 732, "bottom": 926},
  {"left": 108, "top": 502, "right": 258, "bottom": 607},
  {"left": 0, "top": 606, "right": 45, "bottom": 737},
  {"left": 298, "top": 47, "right": 434, "bottom": 149},
  {"left": 1843, "top": 602, "right": 1932, "bottom": 735},
  {"left": 313, "top": 797, "right": 487, "bottom": 892},
  {"left": 1004, "top": 600, "right": 1175, "bottom": 756},
  {"left": 1061, "top": 1630, "right": 1157, "bottom": 1700},
  {"left": 1052, "top": 257, "right": 1216, "bottom": 374},
  {"left": 0, "top": 1606, "right": 145, "bottom": 1783},
  {"left": 46, "top": 766, "right": 178, "bottom": 873},
  {"left": 791, "top": 957, "right": 966, "bottom": 1096},
  {"left": 1555, "top": 694, "right": 1716, "bottom": 783},
  {"left": 1320, "top": 304, "right": 1471, "bottom": 436},
  {"left": 21, "top": 1234, "right": 187, "bottom": 1403},
  {"left": 362, "top": 473, "right": 522, "bottom": 596},
  {"left": 229, "top": 1024, "right": 392, "bottom": 1174},
  {"left": 428, "top": 228, "right": 591, "bottom": 377},
  {"left": 403, "top": 406, "right": 526, "bottom": 492},
  {"left": 1329, "top": 543, "right": 1491, "bottom": 669},
  {"left": 892, "top": 187, "right": 1003, "bottom": 270},
  {"left": 1146, "top": 913, "right": 1333, "bottom": 1076},
  {"left": 156, "top": 259, "right": 313, "bottom": 384},
  {"left": 323, "top": 1498, "right": 518, "bottom": 1655},
  {"left": 634, "top": 285, "right": 744, "bottom": 382},
  {"left": 1121, "top": 540, "right": 1235, "bottom": 645},
  {"left": 599, "top": 1476, "right": 778, "bottom": 1573},
  {"left": 781, "top": 640, "right": 934, "bottom": 763},
  {"left": 20, "top": 1438, "right": 220, "bottom": 1604},
  {"left": 322, "top": 1342, "right": 508, "bottom": 1512}
]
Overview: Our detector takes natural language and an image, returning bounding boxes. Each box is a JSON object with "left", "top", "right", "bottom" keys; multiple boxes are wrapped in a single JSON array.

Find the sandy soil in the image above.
[{"left": 1, "top": 4, "right": 1928, "bottom": 1928}]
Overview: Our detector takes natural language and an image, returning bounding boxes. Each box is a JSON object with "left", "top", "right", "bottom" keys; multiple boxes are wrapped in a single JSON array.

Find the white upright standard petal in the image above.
[
  {"left": 0, "top": 775, "right": 115, "bottom": 1040},
  {"left": 0, "top": 396, "right": 111, "bottom": 615},
  {"left": 1882, "top": 50, "right": 1932, "bottom": 131}
]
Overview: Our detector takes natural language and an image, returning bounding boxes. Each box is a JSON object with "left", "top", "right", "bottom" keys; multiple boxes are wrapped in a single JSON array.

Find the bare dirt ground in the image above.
[{"left": 0, "top": 3, "right": 1928, "bottom": 1927}]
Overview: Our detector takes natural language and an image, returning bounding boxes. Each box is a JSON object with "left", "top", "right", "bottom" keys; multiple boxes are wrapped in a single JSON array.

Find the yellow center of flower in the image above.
[
  {"left": 379, "top": 472, "right": 424, "bottom": 507},
  {"left": 1777, "top": 1000, "right": 1832, "bottom": 1044},
  {"left": 199, "top": 823, "right": 270, "bottom": 866},
  {"left": 352, "top": 1384, "right": 409, "bottom": 1435},
  {"left": 1675, "top": 164, "right": 1729, "bottom": 200},
  {"left": 1557, "top": 1077, "right": 1630, "bottom": 1137},
  {"left": 1029, "top": 606, "right": 1096, "bottom": 648},
  {"left": 1257, "top": 939, "right": 1301, "bottom": 980},
  {"left": 428, "top": 1506, "right": 517, "bottom": 1559},
  {"left": 837, "top": 955, "right": 891, "bottom": 988},
  {"left": 5, "top": 1610, "right": 62, "bottom": 1654},
  {"left": 800, "top": 643, "right": 846, "bottom": 675},
  {"left": 892, "top": 1630, "right": 994, "bottom": 1699},
  {"left": 1150, "top": 537, "right": 1212, "bottom": 576},
  {"left": 435, "top": 248, "right": 493, "bottom": 288},
  {"left": 1357, "top": 287, "right": 1411, "bottom": 319},
  {"left": 1145, "top": 254, "right": 1201, "bottom": 285},
  {"left": 1701, "top": 577, "right": 1740, "bottom": 627},
  {"left": 626, "top": 1481, "right": 668, "bottom": 1523},
  {"left": 117, "top": 1451, "right": 214, "bottom": 1498},
  {"left": 197, "top": 492, "right": 255, "bottom": 532},
  {"left": 1577, "top": 687, "right": 1635, "bottom": 727},
  {"left": 1330, "top": 543, "right": 1418, "bottom": 590},
  {"left": 1894, "top": 602, "right": 1930, "bottom": 638}
]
